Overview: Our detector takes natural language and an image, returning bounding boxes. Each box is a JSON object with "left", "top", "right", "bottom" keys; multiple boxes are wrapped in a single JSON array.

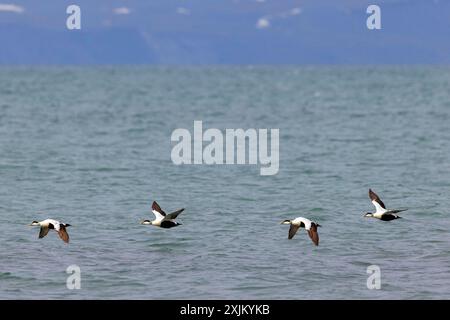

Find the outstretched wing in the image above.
[
  {"left": 165, "top": 208, "right": 184, "bottom": 220},
  {"left": 288, "top": 224, "right": 300, "bottom": 240},
  {"left": 58, "top": 225, "right": 69, "bottom": 243},
  {"left": 387, "top": 208, "right": 408, "bottom": 214},
  {"left": 152, "top": 201, "right": 166, "bottom": 220},
  {"left": 39, "top": 226, "right": 50, "bottom": 239},
  {"left": 369, "top": 189, "right": 387, "bottom": 213},
  {"left": 307, "top": 224, "right": 319, "bottom": 246}
]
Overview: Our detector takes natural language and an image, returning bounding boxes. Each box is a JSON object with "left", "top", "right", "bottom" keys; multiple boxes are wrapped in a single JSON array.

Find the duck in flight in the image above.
[
  {"left": 364, "top": 189, "right": 407, "bottom": 221},
  {"left": 29, "top": 219, "right": 71, "bottom": 243},
  {"left": 141, "top": 201, "right": 184, "bottom": 228},
  {"left": 280, "top": 217, "right": 321, "bottom": 246}
]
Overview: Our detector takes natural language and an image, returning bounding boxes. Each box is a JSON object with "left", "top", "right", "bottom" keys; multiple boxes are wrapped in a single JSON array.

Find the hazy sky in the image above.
[{"left": 0, "top": 0, "right": 449, "bottom": 64}]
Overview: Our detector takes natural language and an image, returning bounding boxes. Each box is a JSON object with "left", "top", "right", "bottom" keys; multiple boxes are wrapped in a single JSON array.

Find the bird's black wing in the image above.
[
  {"left": 39, "top": 226, "right": 50, "bottom": 239},
  {"left": 288, "top": 224, "right": 300, "bottom": 240},
  {"left": 166, "top": 208, "right": 185, "bottom": 220},
  {"left": 58, "top": 225, "right": 70, "bottom": 243},
  {"left": 387, "top": 209, "right": 408, "bottom": 214},
  {"left": 369, "top": 189, "right": 386, "bottom": 209}
]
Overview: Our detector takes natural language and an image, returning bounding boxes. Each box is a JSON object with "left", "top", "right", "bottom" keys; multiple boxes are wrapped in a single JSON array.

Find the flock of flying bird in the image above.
[{"left": 29, "top": 189, "right": 407, "bottom": 246}]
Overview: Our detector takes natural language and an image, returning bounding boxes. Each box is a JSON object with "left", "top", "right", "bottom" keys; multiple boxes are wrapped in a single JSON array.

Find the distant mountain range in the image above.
[{"left": 0, "top": 0, "right": 449, "bottom": 64}]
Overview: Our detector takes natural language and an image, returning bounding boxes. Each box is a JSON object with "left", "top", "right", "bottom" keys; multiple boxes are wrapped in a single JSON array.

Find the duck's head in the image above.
[
  {"left": 29, "top": 221, "right": 40, "bottom": 226},
  {"left": 280, "top": 219, "right": 291, "bottom": 225},
  {"left": 364, "top": 213, "right": 374, "bottom": 218},
  {"left": 140, "top": 220, "right": 152, "bottom": 225}
]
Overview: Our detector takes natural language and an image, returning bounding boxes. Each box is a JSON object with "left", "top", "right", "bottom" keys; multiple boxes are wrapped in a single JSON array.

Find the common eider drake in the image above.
[
  {"left": 29, "top": 219, "right": 71, "bottom": 243},
  {"left": 280, "top": 217, "right": 321, "bottom": 246},
  {"left": 140, "top": 201, "right": 184, "bottom": 229},
  {"left": 364, "top": 189, "right": 407, "bottom": 221}
]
